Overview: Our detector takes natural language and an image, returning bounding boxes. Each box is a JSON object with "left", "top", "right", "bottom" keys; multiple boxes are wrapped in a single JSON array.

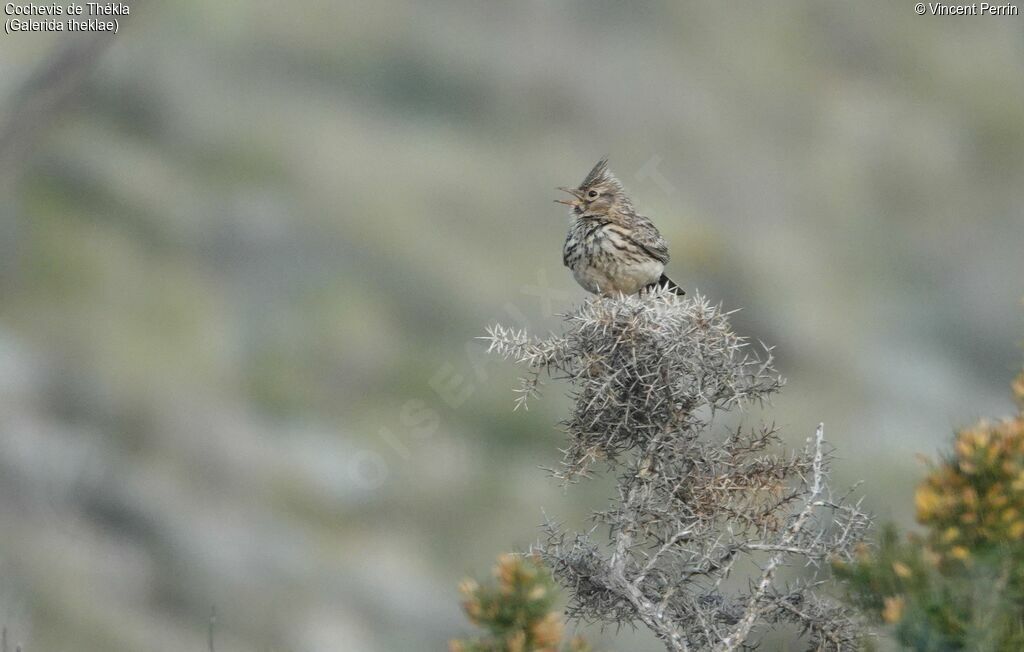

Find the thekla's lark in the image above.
[{"left": 556, "top": 158, "right": 685, "bottom": 297}]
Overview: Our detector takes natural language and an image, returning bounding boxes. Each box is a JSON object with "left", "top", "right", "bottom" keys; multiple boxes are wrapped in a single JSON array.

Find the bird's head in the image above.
[{"left": 555, "top": 158, "right": 632, "bottom": 219}]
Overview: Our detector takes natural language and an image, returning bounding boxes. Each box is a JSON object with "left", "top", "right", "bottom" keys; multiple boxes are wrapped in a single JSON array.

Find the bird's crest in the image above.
[{"left": 579, "top": 157, "right": 622, "bottom": 193}]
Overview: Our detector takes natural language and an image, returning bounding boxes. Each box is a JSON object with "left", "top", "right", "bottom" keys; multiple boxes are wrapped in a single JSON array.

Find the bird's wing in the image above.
[{"left": 626, "top": 218, "right": 670, "bottom": 264}]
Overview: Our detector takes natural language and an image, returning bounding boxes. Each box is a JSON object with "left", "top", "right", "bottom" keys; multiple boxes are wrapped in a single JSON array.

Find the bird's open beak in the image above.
[{"left": 554, "top": 186, "right": 581, "bottom": 206}]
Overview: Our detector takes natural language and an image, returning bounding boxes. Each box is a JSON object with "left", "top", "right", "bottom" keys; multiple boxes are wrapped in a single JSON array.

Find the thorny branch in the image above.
[{"left": 486, "top": 290, "right": 870, "bottom": 651}]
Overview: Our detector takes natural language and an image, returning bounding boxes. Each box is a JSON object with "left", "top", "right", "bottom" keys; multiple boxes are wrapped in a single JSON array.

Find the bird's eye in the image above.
[{"left": 587, "top": 190, "right": 598, "bottom": 199}]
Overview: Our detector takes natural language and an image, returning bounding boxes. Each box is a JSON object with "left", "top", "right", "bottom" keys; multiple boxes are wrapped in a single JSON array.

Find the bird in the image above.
[{"left": 555, "top": 158, "right": 685, "bottom": 297}]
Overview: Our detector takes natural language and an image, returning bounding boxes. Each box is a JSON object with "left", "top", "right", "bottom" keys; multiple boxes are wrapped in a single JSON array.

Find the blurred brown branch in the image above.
[{"left": 0, "top": 35, "right": 113, "bottom": 183}]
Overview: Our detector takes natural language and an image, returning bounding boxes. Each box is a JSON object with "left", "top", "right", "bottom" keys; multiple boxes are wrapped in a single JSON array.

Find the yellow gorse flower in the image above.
[
  {"left": 451, "top": 554, "right": 585, "bottom": 652},
  {"left": 892, "top": 561, "right": 913, "bottom": 579},
  {"left": 915, "top": 369, "right": 1024, "bottom": 561},
  {"left": 882, "top": 596, "right": 905, "bottom": 624}
]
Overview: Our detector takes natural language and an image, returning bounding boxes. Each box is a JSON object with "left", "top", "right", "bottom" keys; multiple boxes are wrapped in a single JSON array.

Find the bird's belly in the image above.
[{"left": 572, "top": 258, "right": 664, "bottom": 296}]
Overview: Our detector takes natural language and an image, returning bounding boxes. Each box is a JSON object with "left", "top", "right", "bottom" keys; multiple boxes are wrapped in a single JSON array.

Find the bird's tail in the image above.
[{"left": 654, "top": 274, "right": 686, "bottom": 296}]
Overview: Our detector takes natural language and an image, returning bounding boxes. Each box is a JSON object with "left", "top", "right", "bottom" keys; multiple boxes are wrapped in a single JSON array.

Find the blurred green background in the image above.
[{"left": 0, "top": 2, "right": 1022, "bottom": 650}]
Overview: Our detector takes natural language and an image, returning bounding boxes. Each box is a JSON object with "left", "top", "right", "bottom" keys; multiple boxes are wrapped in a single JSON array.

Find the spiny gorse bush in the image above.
[
  {"left": 836, "top": 367, "right": 1024, "bottom": 650},
  {"left": 485, "top": 291, "right": 870, "bottom": 652},
  {"left": 450, "top": 554, "right": 591, "bottom": 652}
]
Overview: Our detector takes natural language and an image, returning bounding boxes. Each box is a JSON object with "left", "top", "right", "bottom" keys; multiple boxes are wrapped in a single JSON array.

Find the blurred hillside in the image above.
[{"left": 0, "top": 1, "right": 1022, "bottom": 650}]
